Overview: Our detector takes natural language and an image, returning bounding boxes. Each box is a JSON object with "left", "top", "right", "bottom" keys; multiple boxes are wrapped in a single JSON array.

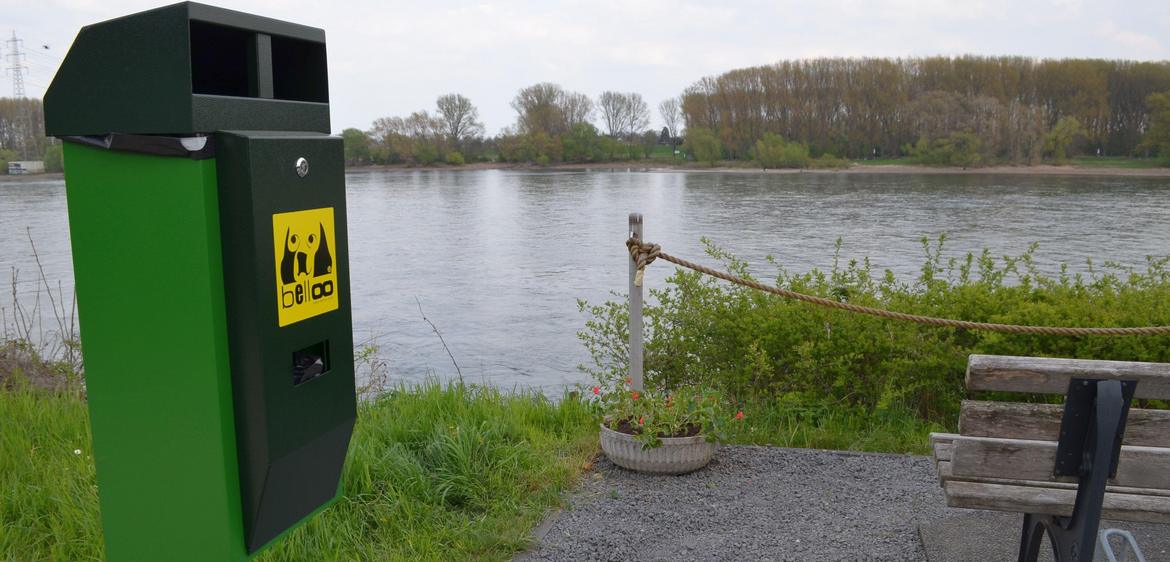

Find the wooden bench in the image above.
[{"left": 931, "top": 354, "right": 1170, "bottom": 561}]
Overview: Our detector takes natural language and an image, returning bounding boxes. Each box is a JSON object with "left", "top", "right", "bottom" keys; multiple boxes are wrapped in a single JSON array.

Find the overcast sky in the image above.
[{"left": 7, "top": 0, "right": 1170, "bottom": 135}]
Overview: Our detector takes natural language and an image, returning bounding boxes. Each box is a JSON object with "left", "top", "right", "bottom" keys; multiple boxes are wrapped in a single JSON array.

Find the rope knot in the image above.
[{"left": 626, "top": 238, "right": 661, "bottom": 287}]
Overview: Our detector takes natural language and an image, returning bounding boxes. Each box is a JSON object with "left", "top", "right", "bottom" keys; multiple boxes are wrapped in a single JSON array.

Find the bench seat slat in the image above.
[
  {"left": 943, "top": 481, "right": 1170, "bottom": 524},
  {"left": 966, "top": 354, "right": 1170, "bottom": 399},
  {"left": 959, "top": 400, "right": 1170, "bottom": 448},
  {"left": 949, "top": 436, "right": 1170, "bottom": 490}
]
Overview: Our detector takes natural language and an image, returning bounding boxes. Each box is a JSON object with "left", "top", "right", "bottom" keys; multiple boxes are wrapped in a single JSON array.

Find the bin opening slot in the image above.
[
  {"left": 190, "top": 21, "right": 257, "bottom": 97},
  {"left": 292, "top": 340, "right": 330, "bottom": 386},
  {"left": 271, "top": 35, "right": 328, "bottom": 103}
]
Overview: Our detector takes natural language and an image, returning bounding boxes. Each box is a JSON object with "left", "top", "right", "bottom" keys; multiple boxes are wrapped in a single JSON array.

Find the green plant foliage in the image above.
[
  {"left": 1044, "top": 117, "right": 1087, "bottom": 163},
  {"left": 579, "top": 237, "right": 1170, "bottom": 424},
  {"left": 341, "top": 128, "right": 372, "bottom": 165},
  {"left": 0, "top": 148, "right": 16, "bottom": 175},
  {"left": 588, "top": 381, "right": 741, "bottom": 447},
  {"left": 0, "top": 380, "right": 597, "bottom": 561},
  {"left": 414, "top": 142, "right": 439, "bottom": 166},
  {"left": 561, "top": 123, "right": 602, "bottom": 162},
  {"left": 754, "top": 133, "right": 810, "bottom": 169},
  {"left": 43, "top": 144, "right": 64, "bottom": 173},
  {"left": 683, "top": 127, "right": 721, "bottom": 166},
  {"left": 1141, "top": 90, "right": 1170, "bottom": 165},
  {"left": 445, "top": 151, "right": 465, "bottom": 166},
  {"left": 906, "top": 132, "right": 983, "bottom": 167}
]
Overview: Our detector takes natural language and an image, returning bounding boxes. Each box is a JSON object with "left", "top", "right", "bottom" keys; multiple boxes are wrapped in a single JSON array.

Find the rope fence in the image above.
[{"left": 625, "top": 235, "right": 1170, "bottom": 338}]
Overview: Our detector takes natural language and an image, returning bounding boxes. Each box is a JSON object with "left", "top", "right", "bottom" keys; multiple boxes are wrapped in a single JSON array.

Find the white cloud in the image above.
[{"left": 1096, "top": 21, "right": 1165, "bottom": 57}]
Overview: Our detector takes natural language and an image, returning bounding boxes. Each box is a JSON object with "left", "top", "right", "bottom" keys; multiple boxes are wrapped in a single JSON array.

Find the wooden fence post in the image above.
[{"left": 628, "top": 213, "right": 644, "bottom": 392}]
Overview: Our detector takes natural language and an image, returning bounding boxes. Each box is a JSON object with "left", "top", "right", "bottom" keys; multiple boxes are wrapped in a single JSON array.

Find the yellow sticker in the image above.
[{"left": 272, "top": 207, "right": 339, "bottom": 327}]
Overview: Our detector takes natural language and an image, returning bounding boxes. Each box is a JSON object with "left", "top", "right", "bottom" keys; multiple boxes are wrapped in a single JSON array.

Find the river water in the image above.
[{"left": 3, "top": 169, "right": 1170, "bottom": 391}]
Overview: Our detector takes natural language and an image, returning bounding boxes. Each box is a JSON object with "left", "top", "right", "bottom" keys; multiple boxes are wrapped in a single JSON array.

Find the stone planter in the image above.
[{"left": 599, "top": 422, "right": 716, "bottom": 475}]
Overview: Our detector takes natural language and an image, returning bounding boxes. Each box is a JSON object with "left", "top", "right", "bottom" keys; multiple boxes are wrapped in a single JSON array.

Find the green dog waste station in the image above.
[{"left": 43, "top": 3, "right": 356, "bottom": 560}]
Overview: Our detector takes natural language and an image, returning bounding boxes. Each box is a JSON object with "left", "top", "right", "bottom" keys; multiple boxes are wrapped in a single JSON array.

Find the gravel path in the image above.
[
  {"left": 519, "top": 445, "right": 1170, "bottom": 561},
  {"left": 520, "top": 445, "right": 951, "bottom": 561}
]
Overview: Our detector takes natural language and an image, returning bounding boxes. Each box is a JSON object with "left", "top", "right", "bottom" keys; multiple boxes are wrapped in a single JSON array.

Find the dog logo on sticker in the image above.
[{"left": 272, "top": 208, "right": 339, "bottom": 327}]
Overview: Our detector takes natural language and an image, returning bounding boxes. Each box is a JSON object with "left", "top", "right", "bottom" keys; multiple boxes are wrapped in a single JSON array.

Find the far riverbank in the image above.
[
  {"left": 4, "top": 162, "right": 1168, "bottom": 184},
  {"left": 345, "top": 161, "right": 1170, "bottom": 177}
]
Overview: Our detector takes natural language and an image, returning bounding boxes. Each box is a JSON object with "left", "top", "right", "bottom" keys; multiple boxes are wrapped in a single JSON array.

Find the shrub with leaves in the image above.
[{"left": 579, "top": 237, "right": 1170, "bottom": 425}]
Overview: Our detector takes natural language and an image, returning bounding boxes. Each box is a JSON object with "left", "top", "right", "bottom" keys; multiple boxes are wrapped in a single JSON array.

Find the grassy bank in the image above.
[
  {"left": 1, "top": 367, "right": 941, "bottom": 559},
  {"left": 0, "top": 378, "right": 598, "bottom": 561}
]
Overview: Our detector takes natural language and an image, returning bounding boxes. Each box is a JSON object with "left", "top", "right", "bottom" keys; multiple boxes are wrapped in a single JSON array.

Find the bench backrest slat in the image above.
[
  {"left": 959, "top": 400, "right": 1170, "bottom": 448},
  {"left": 965, "top": 354, "right": 1170, "bottom": 399},
  {"left": 949, "top": 436, "right": 1170, "bottom": 490}
]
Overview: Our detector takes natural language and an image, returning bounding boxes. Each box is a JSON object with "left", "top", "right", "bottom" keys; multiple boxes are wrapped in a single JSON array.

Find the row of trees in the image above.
[
  {"left": 0, "top": 98, "right": 63, "bottom": 173},
  {"left": 347, "top": 84, "right": 685, "bottom": 166},
  {"left": 7, "top": 57, "right": 1169, "bottom": 171},
  {"left": 679, "top": 56, "right": 1170, "bottom": 163}
]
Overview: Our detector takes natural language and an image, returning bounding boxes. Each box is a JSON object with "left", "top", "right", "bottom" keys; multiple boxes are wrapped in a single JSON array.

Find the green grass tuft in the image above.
[
  {"left": 1, "top": 382, "right": 598, "bottom": 562},
  {"left": 721, "top": 396, "right": 942, "bottom": 454}
]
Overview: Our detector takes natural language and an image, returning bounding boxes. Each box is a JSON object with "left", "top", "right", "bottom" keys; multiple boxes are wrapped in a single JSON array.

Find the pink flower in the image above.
[
  {"left": 638, "top": 416, "right": 645, "bottom": 425},
  {"left": 735, "top": 411, "right": 745, "bottom": 420},
  {"left": 592, "top": 386, "right": 600, "bottom": 395}
]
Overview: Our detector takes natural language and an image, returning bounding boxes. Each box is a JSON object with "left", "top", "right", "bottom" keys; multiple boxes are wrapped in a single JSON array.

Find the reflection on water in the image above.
[{"left": 3, "top": 170, "right": 1170, "bottom": 391}]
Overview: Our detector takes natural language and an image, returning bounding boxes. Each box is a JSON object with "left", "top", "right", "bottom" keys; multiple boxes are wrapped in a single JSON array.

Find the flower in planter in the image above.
[{"left": 589, "top": 380, "right": 743, "bottom": 448}]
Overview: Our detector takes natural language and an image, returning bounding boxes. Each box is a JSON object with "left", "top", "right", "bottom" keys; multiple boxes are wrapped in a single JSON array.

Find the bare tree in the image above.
[
  {"left": 598, "top": 91, "right": 650, "bottom": 138},
  {"left": 658, "top": 97, "right": 681, "bottom": 138},
  {"left": 511, "top": 82, "right": 565, "bottom": 135},
  {"left": 561, "top": 92, "right": 594, "bottom": 130},
  {"left": 626, "top": 93, "right": 651, "bottom": 137},
  {"left": 368, "top": 116, "right": 407, "bottom": 142},
  {"left": 435, "top": 93, "right": 484, "bottom": 146},
  {"left": 403, "top": 110, "right": 442, "bottom": 140},
  {"left": 511, "top": 83, "right": 594, "bottom": 135}
]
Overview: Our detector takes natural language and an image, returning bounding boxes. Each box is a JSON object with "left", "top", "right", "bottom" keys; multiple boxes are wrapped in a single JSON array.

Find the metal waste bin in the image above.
[{"left": 44, "top": 3, "right": 356, "bottom": 559}]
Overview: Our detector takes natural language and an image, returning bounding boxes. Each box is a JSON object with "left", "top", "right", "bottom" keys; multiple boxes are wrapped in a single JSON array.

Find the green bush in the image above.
[
  {"left": 445, "top": 151, "right": 465, "bottom": 166},
  {"left": 579, "top": 237, "right": 1170, "bottom": 424},
  {"left": 755, "top": 133, "right": 810, "bottom": 169},
  {"left": 810, "top": 153, "right": 850, "bottom": 169},
  {"left": 906, "top": 132, "right": 983, "bottom": 167},
  {"left": 0, "top": 148, "right": 16, "bottom": 175},
  {"left": 683, "top": 128, "right": 721, "bottom": 166},
  {"left": 44, "top": 144, "right": 65, "bottom": 173}
]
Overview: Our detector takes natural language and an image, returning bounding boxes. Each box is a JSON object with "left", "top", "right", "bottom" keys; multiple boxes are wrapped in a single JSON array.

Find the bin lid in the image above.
[{"left": 45, "top": 2, "right": 331, "bottom": 137}]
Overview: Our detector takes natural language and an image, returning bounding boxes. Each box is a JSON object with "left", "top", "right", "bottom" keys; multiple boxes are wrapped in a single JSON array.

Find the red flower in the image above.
[
  {"left": 735, "top": 411, "right": 745, "bottom": 420},
  {"left": 631, "top": 391, "right": 640, "bottom": 401},
  {"left": 592, "top": 386, "right": 600, "bottom": 395},
  {"left": 638, "top": 416, "right": 645, "bottom": 425}
]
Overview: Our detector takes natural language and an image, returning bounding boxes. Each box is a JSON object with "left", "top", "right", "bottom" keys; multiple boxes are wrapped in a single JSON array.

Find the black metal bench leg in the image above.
[
  {"left": 1015, "top": 379, "right": 1134, "bottom": 562},
  {"left": 1018, "top": 513, "right": 1049, "bottom": 562}
]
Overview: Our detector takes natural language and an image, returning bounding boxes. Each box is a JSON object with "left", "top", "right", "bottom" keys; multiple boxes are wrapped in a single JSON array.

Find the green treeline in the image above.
[
  {"left": 346, "top": 56, "right": 1170, "bottom": 168},
  {"left": 5, "top": 57, "right": 1170, "bottom": 170},
  {"left": 681, "top": 57, "right": 1170, "bottom": 164}
]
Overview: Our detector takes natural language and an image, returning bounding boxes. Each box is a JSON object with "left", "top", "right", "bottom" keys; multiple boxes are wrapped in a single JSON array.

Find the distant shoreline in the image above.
[
  {"left": 4, "top": 163, "right": 1168, "bottom": 184},
  {"left": 346, "top": 161, "right": 1170, "bottom": 177}
]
